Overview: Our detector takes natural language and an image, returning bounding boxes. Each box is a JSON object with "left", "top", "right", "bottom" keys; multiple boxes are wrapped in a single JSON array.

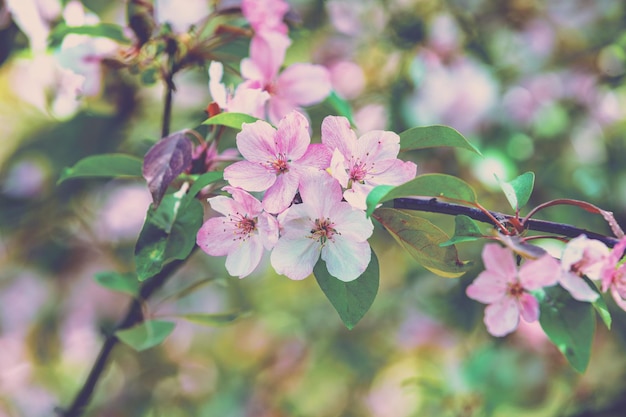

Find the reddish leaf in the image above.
[{"left": 142, "top": 132, "right": 193, "bottom": 207}]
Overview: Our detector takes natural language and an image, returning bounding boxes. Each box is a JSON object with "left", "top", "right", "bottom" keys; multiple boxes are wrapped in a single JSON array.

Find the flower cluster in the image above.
[
  {"left": 209, "top": 0, "right": 331, "bottom": 124},
  {"left": 466, "top": 234, "right": 625, "bottom": 337},
  {"left": 196, "top": 110, "right": 417, "bottom": 281}
]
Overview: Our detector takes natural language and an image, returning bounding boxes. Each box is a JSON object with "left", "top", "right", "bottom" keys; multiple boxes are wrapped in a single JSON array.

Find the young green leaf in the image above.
[
  {"left": 366, "top": 173, "right": 478, "bottom": 217},
  {"left": 93, "top": 271, "right": 140, "bottom": 297},
  {"left": 314, "top": 248, "right": 379, "bottom": 330},
  {"left": 58, "top": 154, "right": 143, "bottom": 184},
  {"left": 134, "top": 187, "right": 204, "bottom": 281},
  {"left": 49, "top": 23, "right": 131, "bottom": 46},
  {"left": 497, "top": 171, "right": 535, "bottom": 211},
  {"left": 325, "top": 91, "right": 355, "bottom": 125},
  {"left": 373, "top": 208, "right": 472, "bottom": 278},
  {"left": 399, "top": 125, "right": 482, "bottom": 156},
  {"left": 116, "top": 320, "right": 176, "bottom": 352},
  {"left": 440, "top": 215, "right": 485, "bottom": 247},
  {"left": 536, "top": 286, "right": 595, "bottom": 372},
  {"left": 202, "top": 112, "right": 260, "bottom": 130},
  {"left": 582, "top": 276, "right": 611, "bottom": 330},
  {"left": 186, "top": 171, "right": 224, "bottom": 200}
]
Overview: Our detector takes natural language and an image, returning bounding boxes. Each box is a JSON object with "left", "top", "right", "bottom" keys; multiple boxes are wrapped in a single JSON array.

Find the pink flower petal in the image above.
[
  {"left": 367, "top": 159, "right": 417, "bottom": 186},
  {"left": 225, "top": 236, "right": 264, "bottom": 278},
  {"left": 517, "top": 292, "right": 540, "bottom": 322},
  {"left": 276, "top": 63, "right": 332, "bottom": 106},
  {"left": 298, "top": 171, "right": 343, "bottom": 216},
  {"left": 559, "top": 271, "right": 599, "bottom": 302},
  {"left": 354, "top": 130, "right": 401, "bottom": 162},
  {"left": 207, "top": 195, "right": 240, "bottom": 217},
  {"left": 224, "top": 160, "right": 276, "bottom": 192},
  {"left": 329, "top": 148, "right": 350, "bottom": 188},
  {"left": 331, "top": 202, "right": 373, "bottom": 241},
  {"left": 270, "top": 236, "right": 320, "bottom": 280},
  {"left": 248, "top": 32, "right": 291, "bottom": 83},
  {"left": 262, "top": 170, "right": 300, "bottom": 214},
  {"left": 466, "top": 270, "right": 508, "bottom": 303},
  {"left": 611, "top": 285, "right": 626, "bottom": 311},
  {"left": 342, "top": 183, "right": 371, "bottom": 210},
  {"left": 321, "top": 115, "right": 357, "bottom": 158},
  {"left": 297, "top": 143, "right": 332, "bottom": 170},
  {"left": 236, "top": 120, "right": 278, "bottom": 163},
  {"left": 225, "top": 186, "right": 263, "bottom": 216},
  {"left": 322, "top": 237, "right": 371, "bottom": 282},
  {"left": 258, "top": 212, "right": 280, "bottom": 250},
  {"left": 484, "top": 297, "right": 519, "bottom": 337},
  {"left": 481, "top": 244, "right": 517, "bottom": 282},
  {"left": 275, "top": 111, "right": 310, "bottom": 160},
  {"left": 518, "top": 254, "right": 560, "bottom": 290},
  {"left": 196, "top": 216, "right": 239, "bottom": 256}
]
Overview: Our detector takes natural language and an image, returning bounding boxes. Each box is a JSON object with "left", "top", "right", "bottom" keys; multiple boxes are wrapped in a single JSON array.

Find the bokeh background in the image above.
[{"left": 2, "top": 0, "right": 626, "bottom": 416}]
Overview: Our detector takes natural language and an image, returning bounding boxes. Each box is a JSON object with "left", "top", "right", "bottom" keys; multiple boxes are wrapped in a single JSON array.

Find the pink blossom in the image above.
[
  {"left": 466, "top": 244, "right": 560, "bottom": 337},
  {"left": 321, "top": 115, "right": 417, "bottom": 210},
  {"left": 242, "top": 0, "right": 289, "bottom": 35},
  {"left": 196, "top": 186, "right": 279, "bottom": 278},
  {"left": 208, "top": 61, "right": 269, "bottom": 118},
  {"left": 241, "top": 32, "right": 332, "bottom": 125},
  {"left": 270, "top": 172, "right": 374, "bottom": 281},
  {"left": 223, "top": 111, "right": 331, "bottom": 214},
  {"left": 600, "top": 236, "right": 626, "bottom": 310},
  {"left": 559, "top": 235, "right": 608, "bottom": 301}
]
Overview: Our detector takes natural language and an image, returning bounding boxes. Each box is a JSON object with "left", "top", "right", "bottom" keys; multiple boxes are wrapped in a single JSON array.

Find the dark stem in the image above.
[
  {"left": 161, "top": 75, "right": 174, "bottom": 138},
  {"left": 56, "top": 248, "right": 197, "bottom": 417},
  {"left": 393, "top": 197, "right": 620, "bottom": 248}
]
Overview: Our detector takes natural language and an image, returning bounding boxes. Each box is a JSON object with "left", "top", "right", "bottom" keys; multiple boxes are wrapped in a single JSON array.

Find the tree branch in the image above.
[{"left": 392, "top": 197, "right": 620, "bottom": 248}]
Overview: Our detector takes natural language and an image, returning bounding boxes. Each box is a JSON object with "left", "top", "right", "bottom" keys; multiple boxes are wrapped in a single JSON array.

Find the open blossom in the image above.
[
  {"left": 270, "top": 172, "right": 374, "bottom": 281},
  {"left": 208, "top": 61, "right": 270, "bottom": 118},
  {"left": 196, "top": 186, "right": 279, "bottom": 278},
  {"left": 559, "top": 234, "right": 609, "bottom": 302},
  {"left": 242, "top": 0, "right": 289, "bottom": 35},
  {"left": 600, "top": 236, "right": 626, "bottom": 310},
  {"left": 240, "top": 32, "right": 332, "bottom": 125},
  {"left": 466, "top": 244, "right": 560, "bottom": 337},
  {"left": 321, "top": 116, "right": 417, "bottom": 210},
  {"left": 224, "top": 111, "right": 331, "bottom": 214}
]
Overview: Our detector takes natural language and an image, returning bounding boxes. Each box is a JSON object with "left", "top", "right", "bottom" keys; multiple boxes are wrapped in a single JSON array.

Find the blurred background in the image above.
[{"left": 1, "top": 0, "right": 626, "bottom": 416}]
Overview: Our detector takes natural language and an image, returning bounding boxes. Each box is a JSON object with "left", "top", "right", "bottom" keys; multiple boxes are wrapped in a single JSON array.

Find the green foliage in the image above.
[
  {"left": 366, "top": 173, "right": 478, "bottom": 217},
  {"left": 134, "top": 188, "right": 204, "bottom": 281},
  {"left": 179, "top": 312, "right": 248, "bottom": 326},
  {"left": 373, "top": 208, "right": 472, "bottom": 278},
  {"left": 57, "top": 154, "right": 143, "bottom": 184},
  {"left": 440, "top": 215, "right": 485, "bottom": 246},
  {"left": 313, "top": 249, "right": 379, "bottom": 330},
  {"left": 202, "top": 112, "right": 261, "bottom": 129},
  {"left": 497, "top": 171, "right": 535, "bottom": 211},
  {"left": 325, "top": 91, "right": 355, "bottom": 125},
  {"left": 187, "top": 171, "right": 224, "bottom": 198},
  {"left": 93, "top": 271, "right": 140, "bottom": 297},
  {"left": 49, "top": 23, "right": 131, "bottom": 46},
  {"left": 399, "top": 125, "right": 482, "bottom": 155},
  {"left": 116, "top": 320, "right": 176, "bottom": 351},
  {"left": 535, "top": 286, "right": 595, "bottom": 372}
]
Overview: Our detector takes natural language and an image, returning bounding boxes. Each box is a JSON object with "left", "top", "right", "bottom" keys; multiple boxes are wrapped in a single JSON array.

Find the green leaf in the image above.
[
  {"left": 93, "top": 271, "right": 139, "bottom": 297},
  {"left": 536, "top": 286, "right": 595, "bottom": 372},
  {"left": 49, "top": 23, "right": 131, "bottom": 46},
  {"left": 583, "top": 275, "right": 611, "bottom": 329},
  {"left": 202, "top": 112, "right": 260, "bottom": 130},
  {"left": 497, "top": 171, "right": 535, "bottom": 211},
  {"left": 186, "top": 171, "right": 224, "bottom": 201},
  {"left": 58, "top": 154, "right": 143, "bottom": 184},
  {"left": 179, "top": 312, "right": 247, "bottom": 326},
  {"left": 399, "top": 125, "right": 482, "bottom": 156},
  {"left": 116, "top": 320, "right": 176, "bottom": 352},
  {"left": 325, "top": 91, "right": 355, "bottom": 125},
  {"left": 134, "top": 187, "right": 204, "bottom": 281},
  {"left": 313, "top": 248, "right": 379, "bottom": 330},
  {"left": 440, "top": 215, "right": 485, "bottom": 247},
  {"left": 366, "top": 173, "right": 478, "bottom": 217},
  {"left": 374, "top": 208, "right": 472, "bottom": 277}
]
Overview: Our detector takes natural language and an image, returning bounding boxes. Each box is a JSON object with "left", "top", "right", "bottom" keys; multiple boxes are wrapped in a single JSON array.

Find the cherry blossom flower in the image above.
[
  {"left": 208, "top": 61, "right": 270, "bottom": 118},
  {"left": 223, "top": 111, "right": 331, "bottom": 214},
  {"left": 242, "top": 0, "right": 289, "bottom": 35},
  {"left": 240, "top": 31, "right": 332, "bottom": 125},
  {"left": 270, "top": 172, "right": 374, "bottom": 281},
  {"left": 466, "top": 244, "right": 560, "bottom": 337},
  {"left": 559, "top": 234, "right": 609, "bottom": 302},
  {"left": 600, "top": 236, "right": 626, "bottom": 310},
  {"left": 321, "top": 115, "right": 417, "bottom": 210},
  {"left": 196, "top": 186, "right": 279, "bottom": 278}
]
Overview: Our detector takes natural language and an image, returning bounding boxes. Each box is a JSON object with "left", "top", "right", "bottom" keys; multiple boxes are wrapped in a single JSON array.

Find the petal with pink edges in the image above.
[
  {"left": 275, "top": 111, "right": 310, "bottom": 160},
  {"left": 559, "top": 271, "right": 599, "bottom": 302},
  {"left": 322, "top": 236, "right": 371, "bottom": 282},
  {"left": 321, "top": 115, "right": 357, "bottom": 157},
  {"left": 236, "top": 120, "right": 277, "bottom": 163},
  {"left": 276, "top": 63, "right": 332, "bottom": 106},
  {"left": 518, "top": 254, "right": 560, "bottom": 289},
  {"left": 262, "top": 170, "right": 300, "bottom": 214},
  {"left": 225, "top": 236, "right": 264, "bottom": 278},
  {"left": 196, "top": 217, "right": 238, "bottom": 256},
  {"left": 466, "top": 270, "right": 508, "bottom": 303},
  {"left": 481, "top": 244, "right": 516, "bottom": 282},
  {"left": 271, "top": 236, "right": 320, "bottom": 280},
  {"left": 331, "top": 202, "right": 373, "bottom": 241},
  {"left": 297, "top": 143, "right": 332, "bottom": 170},
  {"left": 354, "top": 130, "right": 400, "bottom": 162},
  {"left": 224, "top": 160, "right": 276, "bottom": 192},
  {"left": 484, "top": 297, "right": 519, "bottom": 337},
  {"left": 517, "top": 292, "right": 540, "bottom": 322}
]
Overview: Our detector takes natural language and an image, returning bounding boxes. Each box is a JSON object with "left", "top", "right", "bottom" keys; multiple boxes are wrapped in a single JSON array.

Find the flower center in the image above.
[
  {"left": 507, "top": 282, "right": 525, "bottom": 298},
  {"left": 269, "top": 153, "right": 289, "bottom": 175},
  {"left": 310, "top": 217, "right": 338, "bottom": 245},
  {"left": 347, "top": 156, "right": 375, "bottom": 188},
  {"left": 226, "top": 212, "right": 257, "bottom": 242}
]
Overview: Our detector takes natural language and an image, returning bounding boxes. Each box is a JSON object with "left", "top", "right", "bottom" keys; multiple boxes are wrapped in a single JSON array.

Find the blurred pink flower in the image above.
[
  {"left": 321, "top": 115, "right": 417, "bottom": 210},
  {"left": 600, "top": 237, "right": 626, "bottom": 310},
  {"left": 241, "top": 32, "right": 332, "bottom": 124},
  {"left": 242, "top": 0, "right": 289, "bottom": 35},
  {"left": 328, "top": 60, "right": 365, "bottom": 100},
  {"left": 466, "top": 244, "right": 559, "bottom": 337},
  {"left": 559, "top": 235, "right": 608, "bottom": 301},
  {"left": 208, "top": 61, "right": 270, "bottom": 118},
  {"left": 224, "top": 111, "right": 331, "bottom": 214},
  {"left": 196, "top": 186, "right": 279, "bottom": 278},
  {"left": 270, "top": 172, "right": 373, "bottom": 281}
]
